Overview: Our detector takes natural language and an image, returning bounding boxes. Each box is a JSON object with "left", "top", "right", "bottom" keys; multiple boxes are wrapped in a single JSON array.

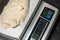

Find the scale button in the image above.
[
  {"left": 46, "top": 12, "right": 52, "bottom": 20},
  {"left": 41, "top": 7, "right": 54, "bottom": 21}
]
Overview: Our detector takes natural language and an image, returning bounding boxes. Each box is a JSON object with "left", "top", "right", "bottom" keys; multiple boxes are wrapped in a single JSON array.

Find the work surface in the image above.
[{"left": 44, "top": 0, "right": 60, "bottom": 10}]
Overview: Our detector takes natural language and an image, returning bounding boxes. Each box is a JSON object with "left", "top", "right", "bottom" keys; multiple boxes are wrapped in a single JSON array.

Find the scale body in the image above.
[
  {"left": 0, "top": 0, "right": 42, "bottom": 40},
  {"left": 22, "top": 1, "right": 59, "bottom": 40},
  {"left": 0, "top": 0, "right": 59, "bottom": 40}
]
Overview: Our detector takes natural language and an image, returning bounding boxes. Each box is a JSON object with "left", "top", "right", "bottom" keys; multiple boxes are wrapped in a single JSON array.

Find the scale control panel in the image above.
[
  {"left": 28, "top": 7, "right": 55, "bottom": 40},
  {"left": 22, "top": 1, "right": 59, "bottom": 40}
]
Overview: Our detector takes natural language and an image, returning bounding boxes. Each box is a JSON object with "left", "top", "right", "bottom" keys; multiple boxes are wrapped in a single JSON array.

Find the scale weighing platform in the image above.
[
  {"left": 0, "top": 0, "right": 59, "bottom": 40},
  {"left": 0, "top": 0, "right": 42, "bottom": 40}
]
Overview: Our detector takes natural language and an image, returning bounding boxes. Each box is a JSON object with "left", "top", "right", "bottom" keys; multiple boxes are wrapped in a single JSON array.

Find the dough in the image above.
[{"left": 1, "top": 0, "right": 29, "bottom": 29}]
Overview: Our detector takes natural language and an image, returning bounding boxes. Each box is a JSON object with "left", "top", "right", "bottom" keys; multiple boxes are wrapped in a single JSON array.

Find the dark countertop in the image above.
[
  {"left": 43, "top": 0, "right": 60, "bottom": 10},
  {"left": 48, "top": 17, "right": 60, "bottom": 40}
]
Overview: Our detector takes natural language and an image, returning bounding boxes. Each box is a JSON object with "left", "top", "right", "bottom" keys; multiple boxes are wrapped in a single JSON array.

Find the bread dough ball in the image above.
[{"left": 1, "top": 0, "right": 29, "bottom": 29}]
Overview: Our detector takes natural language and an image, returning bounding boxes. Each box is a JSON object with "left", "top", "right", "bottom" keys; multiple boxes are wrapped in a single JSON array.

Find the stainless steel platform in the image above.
[{"left": 0, "top": 0, "right": 42, "bottom": 40}]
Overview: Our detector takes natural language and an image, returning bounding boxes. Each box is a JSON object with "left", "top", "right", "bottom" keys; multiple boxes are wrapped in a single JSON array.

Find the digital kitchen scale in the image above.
[
  {"left": 0, "top": 0, "right": 42, "bottom": 40},
  {"left": 22, "top": 1, "right": 59, "bottom": 40}
]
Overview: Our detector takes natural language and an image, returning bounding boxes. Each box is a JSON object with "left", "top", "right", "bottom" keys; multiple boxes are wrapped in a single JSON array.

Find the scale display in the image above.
[
  {"left": 41, "top": 7, "right": 55, "bottom": 20},
  {"left": 29, "top": 17, "right": 49, "bottom": 40}
]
